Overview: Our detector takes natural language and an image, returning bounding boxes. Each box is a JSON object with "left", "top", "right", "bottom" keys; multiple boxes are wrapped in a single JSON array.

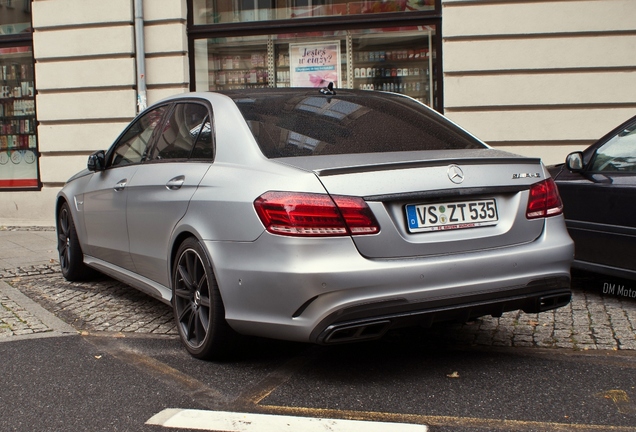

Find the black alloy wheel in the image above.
[
  {"left": 57, "top": 202, "right": 93, "bottom": 281},
  {"left": 172, "top": 237, "right": 235, "bottom": 360}
]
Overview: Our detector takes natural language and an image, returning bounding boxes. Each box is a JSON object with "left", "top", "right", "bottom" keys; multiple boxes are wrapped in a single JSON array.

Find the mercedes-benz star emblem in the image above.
[{"left": 447, "top": 165, "right": 465, "bottom": 184}]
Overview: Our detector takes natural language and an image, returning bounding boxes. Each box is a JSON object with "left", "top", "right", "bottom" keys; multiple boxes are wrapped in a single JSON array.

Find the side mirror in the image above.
[
  {"left": 87, "top": 150, "right": 106, "bottom": 172},
  {"left": 565, "top": 152, "right": 584, "bottom": 172}
]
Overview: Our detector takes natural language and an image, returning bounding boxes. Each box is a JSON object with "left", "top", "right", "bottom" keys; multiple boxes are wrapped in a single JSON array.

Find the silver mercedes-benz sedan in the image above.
[{"left": 56, "top": 87, "right": 574, "bottom": 359}]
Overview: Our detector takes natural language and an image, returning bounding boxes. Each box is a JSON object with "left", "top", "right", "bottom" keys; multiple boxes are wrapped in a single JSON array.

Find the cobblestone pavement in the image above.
[
  {"left": 3, "top": 274, "right": 177, "bottom": 337},
  {"left": 0, "top": 263, "right": 60, "bottom": 280},
  {"left": 0, "top": 290, "right": 53, "bottom": 337},
  {"left": 2, "top": 269, "right": 636, "bottom": 350}
]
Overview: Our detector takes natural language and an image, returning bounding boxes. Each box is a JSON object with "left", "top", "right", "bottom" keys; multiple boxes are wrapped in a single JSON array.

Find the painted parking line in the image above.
[{"left": 146, "top": 409, "right": 428, "bottom": 431}]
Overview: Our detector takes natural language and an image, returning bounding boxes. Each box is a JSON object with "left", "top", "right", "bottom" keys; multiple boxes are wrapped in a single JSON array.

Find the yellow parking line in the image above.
[{"left": 255, "top": 404, "right": 636, "bottom": 432}]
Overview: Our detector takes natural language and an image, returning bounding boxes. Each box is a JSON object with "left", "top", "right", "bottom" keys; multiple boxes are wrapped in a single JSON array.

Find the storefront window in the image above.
[
  {"left": 0, "top": 0, "right": 32, "bottom": 35},
  {"left": 0, "top": 45, "right": 38, "bottom": 189},
  {"left": 192, "top": 0, "right": 435, "bottom": 24},
  {"left": 194, "top": 26, "right": 437, "bottom": 108},
  {"left": 0, "top": 1, "right": 37, "bottom": 190}
]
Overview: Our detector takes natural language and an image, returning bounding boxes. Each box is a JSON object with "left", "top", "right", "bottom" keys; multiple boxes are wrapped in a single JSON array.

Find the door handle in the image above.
[
  {"left": 114, "top": 179, "right": 128, "bottom": 191},
  {"left": 166, "top": 175, "right": 185, "bottom": 190}
]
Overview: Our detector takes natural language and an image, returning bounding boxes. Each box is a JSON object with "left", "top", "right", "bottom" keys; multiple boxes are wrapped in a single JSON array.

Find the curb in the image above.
[{"left": 0, "top": 279, "right": 77, "bottom": 340}]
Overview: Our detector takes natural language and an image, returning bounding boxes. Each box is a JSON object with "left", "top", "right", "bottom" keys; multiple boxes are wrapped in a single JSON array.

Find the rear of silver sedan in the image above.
[
  {"left": 200, "top": 89, "right": 574, "bottom": 345},
  {"left": 54, "top": 88, "right": 574, "bottom": 361},
  {"left": 205, "top": 155, "right": 573, "bottom": 344}
]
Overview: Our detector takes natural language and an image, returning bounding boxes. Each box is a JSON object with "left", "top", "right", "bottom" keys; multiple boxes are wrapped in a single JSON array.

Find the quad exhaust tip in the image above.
[
  {"left": 537, "top": 293, "right": 571, "bottom": 312},
  {"left": 322, "top": 320, "right": 392, "bottom": 344}
]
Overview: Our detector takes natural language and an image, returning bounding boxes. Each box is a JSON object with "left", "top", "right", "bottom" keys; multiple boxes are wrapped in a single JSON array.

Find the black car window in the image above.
[
  {"left": 148, "top": 103, "right": 209, "bottom": 161},
  {"left": 227, "top": 90, "right": 486, "bottom": 158},
  {"left": 190, "top": 116, "right": 214, "bottom": 160},
  {"left": 110, "top": 106, "right": 167, "bottom": 167},
  {"left": 590, "top": 123, "right": 636, "bottom": 173}
]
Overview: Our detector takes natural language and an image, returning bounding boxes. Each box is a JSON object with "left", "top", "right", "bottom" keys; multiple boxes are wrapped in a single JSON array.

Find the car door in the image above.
[
  {"left": 557, "top": 120, "right": 636, "bottom": 274},
  {"left": 82, "top": 105, "right": 169, "bottom": 270},
  {"left": 126, "top": 102, "right": 213, "bottom": 286}
]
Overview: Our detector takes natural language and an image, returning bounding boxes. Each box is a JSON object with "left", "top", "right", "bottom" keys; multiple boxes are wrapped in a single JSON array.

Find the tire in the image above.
[
  {"left": 172, "top": 237, "right": 237, "bottom": 360},
  {"left": 57, "top": 202, "right": 95, "bottom": 281}
]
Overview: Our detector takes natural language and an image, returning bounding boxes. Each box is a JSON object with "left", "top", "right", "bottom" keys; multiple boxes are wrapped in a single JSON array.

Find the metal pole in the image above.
[{"left": 134, "top": 0, "right": 148, "bottom": 113}]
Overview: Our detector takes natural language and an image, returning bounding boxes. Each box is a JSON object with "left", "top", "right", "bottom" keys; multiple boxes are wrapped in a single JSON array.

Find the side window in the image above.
[
  {"left": 148, "top": 103, "right": 209, "bottom": 161},
  {"left": 590, "top": 123, "right": 636, "bottom": 172},
  {"left": 110, "top": 106, "right": 167, "bottom": 167},
  {"left": 190, "top": 116, "right": 213, "bottom": 160}
]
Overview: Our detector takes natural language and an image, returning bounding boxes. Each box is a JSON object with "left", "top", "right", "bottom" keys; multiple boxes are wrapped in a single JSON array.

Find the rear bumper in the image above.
[
  {"left": 204, "top": 216, "right": 574, "bottom": 343},
  {"left": 313, "top": 277, "right": 570, "bottom": 344}
]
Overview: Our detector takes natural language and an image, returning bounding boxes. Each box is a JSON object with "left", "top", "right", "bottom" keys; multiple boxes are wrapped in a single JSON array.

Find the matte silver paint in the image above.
[{"left": 56, "top": 90, "right": 575, "bottom": 345}]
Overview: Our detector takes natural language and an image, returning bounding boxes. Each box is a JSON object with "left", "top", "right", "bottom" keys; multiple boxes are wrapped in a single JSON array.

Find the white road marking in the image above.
[{"left": 146, "top": 409, "right": 428, "bottom": 431}]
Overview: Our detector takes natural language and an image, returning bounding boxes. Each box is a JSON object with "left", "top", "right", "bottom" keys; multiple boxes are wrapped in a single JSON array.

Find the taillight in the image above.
[
  {"left": 526, "top": 178, "right": 563, "bottom": 219},
  {"left": 254, "top": 191, "right": 380, "bottom": 237}
]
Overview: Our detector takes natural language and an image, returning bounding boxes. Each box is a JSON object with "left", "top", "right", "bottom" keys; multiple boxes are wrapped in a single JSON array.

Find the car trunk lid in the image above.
[{"left": 273, "top": 150, "right": 548, "bottom": 259}]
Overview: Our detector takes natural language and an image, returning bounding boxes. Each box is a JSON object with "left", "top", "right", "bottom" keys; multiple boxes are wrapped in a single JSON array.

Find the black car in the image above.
[{"left": 549, "top": 115, "right": 636, "bottom": 281}]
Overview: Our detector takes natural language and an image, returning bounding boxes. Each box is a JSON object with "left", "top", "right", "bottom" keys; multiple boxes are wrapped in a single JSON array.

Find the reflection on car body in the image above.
[
  {"left": 549, "top": 115, "right": 636, "bottom": 281},
  {"left": 56, "top": 88, "right": 574, "bottom": 359}
]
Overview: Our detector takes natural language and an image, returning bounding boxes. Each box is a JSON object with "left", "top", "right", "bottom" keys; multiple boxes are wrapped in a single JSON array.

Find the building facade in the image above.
[{"left": 0, "top": 0, "right": 634, "bottom": 225}]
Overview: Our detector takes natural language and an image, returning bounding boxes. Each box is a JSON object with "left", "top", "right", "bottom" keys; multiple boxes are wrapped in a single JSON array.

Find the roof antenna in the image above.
[{"left": 319, "top": 82, "right": 336, "bottom": 96}]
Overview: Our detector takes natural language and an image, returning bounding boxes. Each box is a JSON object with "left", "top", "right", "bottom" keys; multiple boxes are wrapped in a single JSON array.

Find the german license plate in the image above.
[{"left": 405, "top": 199, "right": 498, "bottom": 233}]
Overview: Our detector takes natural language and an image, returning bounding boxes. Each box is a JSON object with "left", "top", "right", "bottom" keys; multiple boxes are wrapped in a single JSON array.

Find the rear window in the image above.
[{"left": 225, "top": 90, "right": 486, "bottom": 158}]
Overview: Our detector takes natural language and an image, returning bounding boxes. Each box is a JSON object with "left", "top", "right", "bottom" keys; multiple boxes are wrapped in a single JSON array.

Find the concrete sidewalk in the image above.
[
  {"left": 0, "top": 226, "right": 75, "bottom": 339},
  {"left": 0, "top": 226, "right": 60, "bottom": 278}
]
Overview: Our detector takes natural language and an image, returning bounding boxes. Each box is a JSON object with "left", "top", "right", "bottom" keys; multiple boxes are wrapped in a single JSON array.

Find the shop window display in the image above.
[
  {"left": 0, "top": 45, "right": 38, "bottom": 189},
  {"left": 0, "top": 0, "right": 32, "bottom": 35},
  {"left": 0, "top": 1, "right": 38, "bottom": 189},
  {"left": 194, "top": 26, "right": 437, "bottom": 109},
  {"left": 192, "top": 0, "right": 435, "bottom": 24},
  {"left": 194, "top": 36, "right": 271, "bottom": 91}
]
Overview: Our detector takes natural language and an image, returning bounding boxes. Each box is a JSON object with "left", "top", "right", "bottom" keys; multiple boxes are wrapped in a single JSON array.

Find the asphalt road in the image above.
[{"left": 2, "top": 319, "right": 636, "bottom": 431}]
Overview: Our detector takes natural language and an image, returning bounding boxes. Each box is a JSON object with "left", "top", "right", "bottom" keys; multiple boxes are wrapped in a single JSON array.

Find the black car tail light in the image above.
[
  {"left": 254, "top": 191, "right": 380, "bottom": 237},
  {"left": 526, "top": 178, "right": 564, "bottom": 219}
]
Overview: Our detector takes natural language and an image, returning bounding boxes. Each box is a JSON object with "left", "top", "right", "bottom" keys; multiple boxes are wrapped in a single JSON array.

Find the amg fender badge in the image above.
[{"left": 512, "top": 173, "right": 541, "bottom": 179}]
